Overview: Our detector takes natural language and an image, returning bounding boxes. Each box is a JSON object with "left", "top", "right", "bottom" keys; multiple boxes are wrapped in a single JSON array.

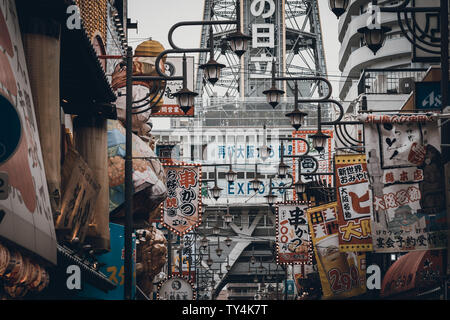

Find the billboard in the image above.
[
  {"left": 362, "top": 114, "right": 447, "bottom": 252},
  {"left": 0, "top": 1, "right": 57, "bottom": 264}
]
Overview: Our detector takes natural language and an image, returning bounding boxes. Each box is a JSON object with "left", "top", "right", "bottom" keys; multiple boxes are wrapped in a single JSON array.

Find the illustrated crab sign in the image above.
[
  {"left": 276, "top": 202, "right": 312, "bottom": 265},
  {"left": 162, "top": 163, "right": 202, "bottom": 236}
]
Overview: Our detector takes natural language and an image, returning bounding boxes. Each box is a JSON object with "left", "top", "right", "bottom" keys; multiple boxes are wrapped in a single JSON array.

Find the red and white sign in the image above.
[
  {"left": 276, "top": 202, "right": 312, "bottom": 265},
  {"left": 161, "top": 163, "right": 202, "bottom": 236}
]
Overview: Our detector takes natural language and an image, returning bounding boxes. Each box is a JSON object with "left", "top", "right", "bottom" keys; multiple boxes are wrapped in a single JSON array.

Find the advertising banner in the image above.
[
  {"left": 307, "top": 202, "right": 366, "bottom": 299},
  {"left": 0, "top": 1, "right": 56, "bottom": 264},
  {"left": 334, "top": 154, "right": 373, "bottom": 252},
  {"left": 162, "top": 163, "right": 202, "bottom": 236},
  {"left": 362, "top": 114, "right": 447, "bottom": 252},
  {"left": 276, "top": 202, "right": 312, "bottom": 265},
  {"left": 292, "top": 130, "right": 334, "bottom": 197}
]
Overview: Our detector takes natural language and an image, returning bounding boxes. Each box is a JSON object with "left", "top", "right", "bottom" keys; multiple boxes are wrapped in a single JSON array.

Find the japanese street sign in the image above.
[
  {"left": 157, "top": 276, "right": 195, "bottom": 300},
  {"left": 0, "top": 1, "right": 56, "bottom": 264},
  {"left": 364, "top": 115, "right": 447, "bottom": 252},
  {"left": 162, "top": 163, "right": 202, "bottom": 236},
  {"left": 276, "top": 202, "right": 312, "bottom": 265},
  {"left": 151, "top": 56, "right": 195, "bottom": 117},
  {"left": 292, "top": 129, "right": 334, "bottom": 193},
  {"left": 334, "top": 154, "right": 373, "bottom": 252},
  {"left": 415, "top": 81, "right": 450, "bottom": 110},
  {"left": 307, "top": 202, "right": 367, "bottom": 299}
]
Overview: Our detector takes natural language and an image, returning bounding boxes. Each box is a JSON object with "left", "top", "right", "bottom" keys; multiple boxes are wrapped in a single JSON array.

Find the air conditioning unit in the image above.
[{"left": 399, "top": 77, "right": 415, "bottom": 94}]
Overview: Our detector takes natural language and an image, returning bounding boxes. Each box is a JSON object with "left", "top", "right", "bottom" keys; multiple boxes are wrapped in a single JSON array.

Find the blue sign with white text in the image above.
[
  {"left": 78, "top": 223, "right": 136, "bottom": 300},
  {"left": 415, "top": 81, "right": 450, "bottom": 110}
]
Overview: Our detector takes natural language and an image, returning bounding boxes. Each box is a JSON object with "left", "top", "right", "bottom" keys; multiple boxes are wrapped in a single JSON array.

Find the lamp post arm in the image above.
[
  {"left": 168, "top": 20, "right": 238, "bottom": 50},
  {"left": 274, "top": 76, "right": 332, "bottom": 100}
]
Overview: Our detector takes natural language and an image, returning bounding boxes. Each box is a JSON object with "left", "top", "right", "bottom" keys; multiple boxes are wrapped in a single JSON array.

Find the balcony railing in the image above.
[{"left": 357, "top": 68, "right": 428, "bottom": 95}]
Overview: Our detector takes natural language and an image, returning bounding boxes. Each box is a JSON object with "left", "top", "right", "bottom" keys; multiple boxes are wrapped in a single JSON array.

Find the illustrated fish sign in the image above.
[
  {"left": 334, "top": 154, "right": 373, "bottom": 252},
  {"left": 161, "top": 163, "right": 202, "bottom": 236}
]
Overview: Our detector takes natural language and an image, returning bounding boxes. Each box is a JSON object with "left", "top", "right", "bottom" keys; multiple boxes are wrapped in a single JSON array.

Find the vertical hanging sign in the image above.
[
  {"left": 362, "top": 114, "right": 447, "bottom": 252},
  {"left": 334, "top": 154, "right": 373, "bottom": 252},
  {"left": 276, "top": 202, "right": 312, "bottom": 265},
  {"left": 161, "top": 163, "right": 202, "bottom": 236}
]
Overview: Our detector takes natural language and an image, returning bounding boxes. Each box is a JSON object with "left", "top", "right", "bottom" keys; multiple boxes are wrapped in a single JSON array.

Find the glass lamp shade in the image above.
[
  {"left": 294, "top": 181, "right": 307, "bottom": 194},
  {"left": 173, "top": 88, "right": 198, "bottom": 114},
  {"left": 218, "top": 272, "right": 224, "bottom": 280},
  {"left": 329, "top": 0, "right": 350, "bottom": 18},
  {"left": 215, "top": 247, "right": 223, "bottom": 257},
  {"left": 225, "top": 169, "right": 237, "bottom": 183},
  {"left": 199, "top": 59, "right": 226, "bottom": 86},
  {"left": 265, "top": 193, "right": 278, "bottom": 206},
  {"left": 226, "top": 31, "right": 252, "bottom": 57},
  {"left": 250, "top": 178, "right": 262, "bottom": 192},
  {"left": 250, "top": 256, "right": 256, "bottom": 265},
  {"left": 278, "top": 161, "right": 290, "bottom": 177},
  {"left": 226, "top": 264, "right": 231, "bottom": 271},
  {"left": 223, "top": 213, "right": 233, "bottom": 224},
  {"left": 357, "top": 26, "right": 391, "bottom": 55},
  {"left": 212, "top": 226, "right": 221, "bottom": 235},
  {"left": 210, "top": 185, "right": 223, "bottom": 201},
  {"left": 262, "top": 86, "right": 285, "bottom": 108},
  {"left": 286, "top": 109, "right": 307, "bottom": 131},
  {"left": 258, "top": 145, "right": 272, "bottom": 161},
  {"left": 200, "top": 236, "right": 209, "bottom": 249},
  {"left": 206, "top": 258, "right": 214, "bottom": 267},
  {"left": 225, "top": 237, "right": 232, "bottom": 247},
  {"left": 310, "top": 131, "right": 330, "bottom": 153}
]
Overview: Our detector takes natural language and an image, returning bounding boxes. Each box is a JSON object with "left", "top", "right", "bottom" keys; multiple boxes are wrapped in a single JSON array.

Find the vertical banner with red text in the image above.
[
  {"left": 362, "top": 114, "right": 447, "bottom": 252},
  {"left": 276, "top": 202, "right": 312, "bottom": 264},
  {"left": 162, "top": 163, "right": 202, "bottom": 236},
  {"left": 307, "top": 202, "right": 366, "bottom": 299},
  {"left": 334, "top": 154, "right": 373, "bottom": 252}
]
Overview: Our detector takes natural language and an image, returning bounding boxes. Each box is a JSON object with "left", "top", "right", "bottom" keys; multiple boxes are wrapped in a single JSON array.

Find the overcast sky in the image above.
[{"left": 128, "top": 1, "right": 341, "bottom": 128}]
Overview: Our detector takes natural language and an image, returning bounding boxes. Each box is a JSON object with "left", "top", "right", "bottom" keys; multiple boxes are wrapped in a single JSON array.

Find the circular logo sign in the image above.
[
  {"left": 0, "top": 95, "right": 21, "bottom": 164},
  {"left": 157, "top": 276, "right": 195, "bottom": 300}
]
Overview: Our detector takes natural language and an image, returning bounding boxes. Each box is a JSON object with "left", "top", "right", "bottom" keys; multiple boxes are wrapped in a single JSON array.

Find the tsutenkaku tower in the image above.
[{"left": 196, "top": 0, "right": 327, "bottom": 99}]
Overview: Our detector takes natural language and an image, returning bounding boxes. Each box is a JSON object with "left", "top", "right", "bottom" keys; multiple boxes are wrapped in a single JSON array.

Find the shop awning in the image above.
[
  {"left": 381, "top": 250, "right": 445, "bottom": 298},
  {"left": 57, "top": 244, "right": 117, "bottom": 293}
]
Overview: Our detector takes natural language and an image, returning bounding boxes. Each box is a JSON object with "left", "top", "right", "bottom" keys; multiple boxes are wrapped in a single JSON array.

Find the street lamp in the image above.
[
  {"left": 200, "top": 236, "right": 209, "bottom": 250},
  {"left": 329, "top": 0, "right": 350, "bottom": 18},
  {"left": 199, "top": 26, "right": 226, "bottom": 85},
  {"left": 264, "top": 192, "right": 278, "bottom": 206},
  {"left": 278, "top": 160, "right": 290, "bottom": 178},
  {"left": 285, "top": 82, "right": 307, "bottom": 131},
  {"left": 225, "top": 1, "right": 252, "bottom": 57},
  {"left": 209, "top": 184, "right": 222, "bottom": 201},
  {"left": 310, "top": 130, "right": 330, "bottom": 154},
  {"left": 215, "top": 236, "right": 223, "bottom": 257},
  {"left": 262, "top": 60, "right": 285, "bottom": 108},
  {"left": 357, "top": 25, "right": 392, "bottom": 55},
  {"left": 225, "top": 237, "right": 232, "bottom": 247},
  {"left": 293, "top": 180, "right": 307, "bottom": 195},
  {"left": 224, "top": 166, "right": 237, "bottom": 183},
  {"left": 172, "top": 54, "right": 199, "bottom": 114}
]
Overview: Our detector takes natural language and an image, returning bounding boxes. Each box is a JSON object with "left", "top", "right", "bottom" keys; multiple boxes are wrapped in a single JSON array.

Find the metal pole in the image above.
[
  {"left": 124, "top": 46, "right": 134, "bottom": 300},
  {"left": 179, "top": 236, "right": 183, "bottom": 275},
  {"left": 167, "top": 232, "right": 172, "bottom": 277},
  {"left": 441, "top": 0, "right": 449, "bottom": 164},
  {"left": 284, "top": 267, "right": 288, "bottom": 300}
]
